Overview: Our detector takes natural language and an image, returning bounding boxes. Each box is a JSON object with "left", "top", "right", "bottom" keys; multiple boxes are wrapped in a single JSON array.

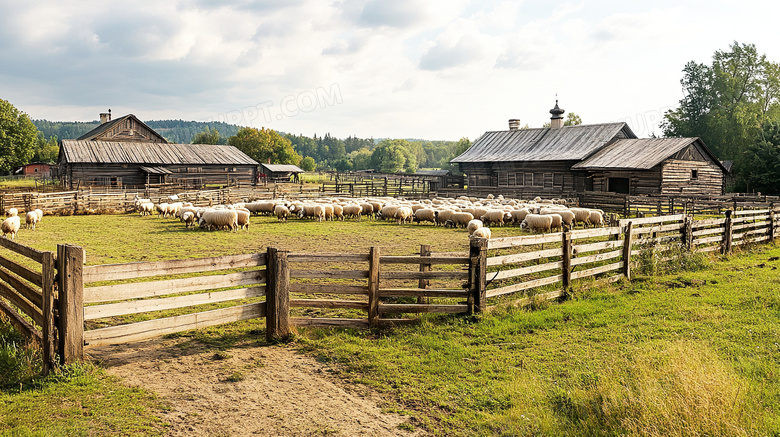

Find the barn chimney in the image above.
[
  {"left": 549, "top": 100, "right": 565, "bottom": 129},
  {"left": 508, "top": 119, "right": 521, "bottom": 130},
  {"left": 99, "top": 111, "right": 110, "bottom": 124}
]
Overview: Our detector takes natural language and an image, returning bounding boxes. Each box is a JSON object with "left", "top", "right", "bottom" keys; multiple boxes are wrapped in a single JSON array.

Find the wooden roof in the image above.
[
  {"left": 59, "top": 140, "right": 259, "bottom": 166},
  {"left": 572, "top": 137, "right": 727, "bottom": 172},
  {"left": 451, "top": 123, "right": 636, "bottom": 163},
  {"left": 77, "top": 114, "right": 168, "bottom": 143}
]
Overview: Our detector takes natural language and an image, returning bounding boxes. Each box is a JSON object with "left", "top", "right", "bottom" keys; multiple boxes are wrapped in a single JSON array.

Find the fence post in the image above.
[
  {"left": 723, "top": 210, "right": 733, "bottom": 254},
  {"left": 769, "top": 210, "right": 775, "bottom": 243},
  {"left": 418, "top": 244, "right": 431, "bottom": 304},
  {"left": 368, "top": 247, "right": 380, "bottom": 328},
  {"left": 265, "top": 247, "right": 290, "bottom": 342},
  {"left": 562, "top": 231, "right": 572, "bottom": 289},
  {"left": 41, "top": 251, "right": 56, "bottom": 375},
  {"left": 682, "top": 215, "right": 693, "bottom": 250},
  {"left": 57, "top": 244, "right": 84, "bottom": 365},
  {"left": 469, "top": 237, "right": 489, "bottom": 312},
  {"left": 622, "top": 222, "right": 633, "bottom": 280}
]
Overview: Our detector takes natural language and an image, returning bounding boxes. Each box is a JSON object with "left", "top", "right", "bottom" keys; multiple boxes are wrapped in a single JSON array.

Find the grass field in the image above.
[{"left": 1, "top": 213, "right": 779, "bottom": 436}]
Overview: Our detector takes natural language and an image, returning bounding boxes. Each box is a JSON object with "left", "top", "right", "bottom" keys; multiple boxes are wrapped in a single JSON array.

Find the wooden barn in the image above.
[
  {"left": 57, "top": 113, "right": 259, "bottom": 189},
  {"left": 260, "top": 164, "right": 304, "bottom": 182},
  {"left": 451, "top": 102, "right": 727, "bottom": 196}
]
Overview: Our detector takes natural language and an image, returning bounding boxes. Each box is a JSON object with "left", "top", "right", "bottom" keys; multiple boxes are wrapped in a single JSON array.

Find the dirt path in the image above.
[{"left": 87, "top": 338, "right": 423, "bottom": 437}]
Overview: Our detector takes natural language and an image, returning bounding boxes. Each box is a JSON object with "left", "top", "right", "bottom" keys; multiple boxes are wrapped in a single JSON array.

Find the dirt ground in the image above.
[{"left": 87, "top": 338, "right": 424, "bottom": 437}]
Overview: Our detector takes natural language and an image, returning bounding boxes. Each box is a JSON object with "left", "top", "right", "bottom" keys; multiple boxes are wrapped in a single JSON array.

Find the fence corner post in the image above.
[
  {"left": 682, "top": 215, "right": 694, "bottom": 250},
  {"left": 368, "top": 247, "right": 380, "bottom": 328},
  {"left": 769, "top": 210, "right": 776, "bottom": 243},
  {"left": 41, "top": 251, "right": 56, "bottom": 375},
  {"left": 562, "top": 230, "right": 572, "bottom": 290},
  {"left": 266, "top": 247, "right": 290, "bottom": 342},
  {"left": 57, "top": 244, "right": 84, "bottom": 365},
  {"left": 622, "top": 222, "right": 633, "bottom": 281},
  {"left": 469, "top": 236, "right": 488, "bottom": 313},
  {"left": 418, "top": 244, "right": 431, "bottom": 304},
  {"left": 723, "top": 210, "right": 733, "bottom": 254}
]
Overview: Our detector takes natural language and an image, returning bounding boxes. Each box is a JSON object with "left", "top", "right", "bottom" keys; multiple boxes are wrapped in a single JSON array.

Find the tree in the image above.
[
  {"left": 192, "top": 127, "right": 222, "bottom": 145},
  {"left": 739, "top": 121, "right": 780, "bottom": 194},
  {"left": 0, "top": 99, "right": 37, "bottom": 172},
  {"left": 564, "top": 112, "right": 582, "bottom": 126},
  {"left": 227, "top": 127, "right": 301, "bottom": 165},
  {"left": 300, "top": 156, "right": 316, "bottom": 171},
  {"left": 32, "top": 134, "right": 59, "bottom": 163}
]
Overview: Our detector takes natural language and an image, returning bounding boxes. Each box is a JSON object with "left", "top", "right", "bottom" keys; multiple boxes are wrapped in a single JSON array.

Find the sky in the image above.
[{"left": 1, "top": 0, "right": 779, "bottom": 141}]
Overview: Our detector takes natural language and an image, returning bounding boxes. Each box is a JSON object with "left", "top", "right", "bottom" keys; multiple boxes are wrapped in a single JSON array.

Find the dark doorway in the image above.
[{"left": 608, "top": 177, "right": 630, "bottom": 194}]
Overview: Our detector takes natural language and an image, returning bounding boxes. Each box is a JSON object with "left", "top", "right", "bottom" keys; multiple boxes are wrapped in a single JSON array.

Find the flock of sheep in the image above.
[
  {"left": 132, "top": 194, "right": 605, "bottom": 240},
  {"left": 1, "top": 208, "right": 43, "bottom": 240}
]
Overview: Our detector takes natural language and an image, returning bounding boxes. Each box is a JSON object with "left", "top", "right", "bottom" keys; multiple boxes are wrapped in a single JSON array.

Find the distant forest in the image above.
[{"left": 32, "top": 119, "right": 242, "bottom": 144}]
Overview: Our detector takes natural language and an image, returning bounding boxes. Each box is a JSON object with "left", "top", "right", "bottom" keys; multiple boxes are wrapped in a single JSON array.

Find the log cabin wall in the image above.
[
  {"left": 458, "top": 161, "right": 584, "bottom": 198},
  {"left": 589, "top": 167, "right": 663, "bottom": 196},
  {"left": 661, "top": 159, "right": 724, "bottom": 196},
  {"left": 63, "top": 163, "right": 257, "bottom": 188}
]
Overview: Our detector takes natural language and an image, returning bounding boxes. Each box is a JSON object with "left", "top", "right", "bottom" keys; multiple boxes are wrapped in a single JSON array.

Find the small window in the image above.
[{"left": 691, "top": 169, "right": 698, "bottom": 179}]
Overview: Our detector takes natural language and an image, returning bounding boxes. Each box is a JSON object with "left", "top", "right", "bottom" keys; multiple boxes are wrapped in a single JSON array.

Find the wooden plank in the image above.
[
  {"left": 289, "top": 283, "right": 368, "bottom": 295},
  {"left": 290, "top": 299, "right": 368, "bottom": 310},
  {"left": 0, "top": 256, "right": 42, "bottom": 287},
  {"left": 0, "top": 265, "right": 42, "bottom": 309},
  {"left": 41, "top": 251, "right": 56, "bottom": 375},
  {"left": 287, "top": 253, "right": 369, "bottom": 263},
  {"left": 492, "top": 261, "right": 563, "bottom": 280},
  {"left": 0, "top": 298, "right": 42, "bottom": 343},
  {"left": 266, "top": 248, "right": 290, "bottom": 342},
  {"left": 290, "top": 317, "right": 369, "bottom": 328},
  {"left": 619, "top": 214, "right": 685, "bottom": 226},
  {"left": 692, "top": 227, "right": 724, "bottom": 237},
  {"left": 570, "top": 249, "right": 623, "bottom": 267},
  {"left": 84, "top": 270, "right": 266, "bottom": 303},
  {"left": 691, "top": 218, "right": 726, "bottom": 228},
  {"left": 379, "top": 256, "right": 470, "bottom": 265},
  {"left": 378, "top": 270, "right": 469, "bottom": 280},
  {"left": 291, "top": 269, "right": 369, "bottom": 279},
  {"left": 58, "top": 244, "right": 84, "bottom": 364},
  {"left": 84, "top": 286, "right": 266, "bottom": 320},
  {"left": 693, "top": 235, "right": 723, "bottom": 245},
  {"left": 488, "top": 232, "right": 562, "bottom": 249},
  {"left": 487, "top": 248, "right": 562, "bottom": 267},
  {"left": 379, "top": 304, "right": 468, "bottom": 314},
  {"left": 83, "top": 252, "right": 266, "bottom": 283},
  {"left": 733, "top": 221, "right": 769, "bottom": 231},
  {"left": 569, "top": 227, "right": 622, "bottom": 240},
  {"left": 570, "top": 262, "right": 623, "bottom": 280},
  {"left": 378, "top": 288, "right": 468, "bottom": 298},
  {"left": 734, "top": 209, "right": 770, "bottom": 215},
  {"left": 573, "top": 239, "right": 624, "bottom": 255},
  {"left": 0, "top": 280, "right": 44, "bottom": 327},
  {"left": 367, "top": 247, "right": 380, "bottom": 328},
  {"left": 84, "top": 303, "right": 266, "bottom": 347},
  {"left": 632, "top": 223, "right": 685, "bottom": 235},
  {"left": 0, "top": 237, "right": 44, "bottom": 263},
  {"left": 486, "top": 275, "right": 563, "bottom": 298}
]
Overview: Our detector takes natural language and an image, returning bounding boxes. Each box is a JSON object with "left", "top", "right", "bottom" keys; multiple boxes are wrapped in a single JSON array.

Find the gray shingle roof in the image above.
[
  {"left": 572, "top": 137, "right": 726, "bottom": 171},
  {"left": 76, "top": 114, "right": 167, "bottom": 143},
  {"left": 60, "top": 140, "right": 259, "bottom": 165},
  {"left": 451, "top": 122, "right": 635, "bottom": 163}
]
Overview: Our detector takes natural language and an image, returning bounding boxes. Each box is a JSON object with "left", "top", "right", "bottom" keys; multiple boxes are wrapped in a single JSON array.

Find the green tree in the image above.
[
  {"left": 564, "top": 112, "right": 582, "bottom": 126},
  {"left": 192, "top": 127, "right": 222, "bottom": 145},
  {"left": 739, "top": 121, "right": 780, "bottom": 194},
  {"left": 32, "top": 134, "right": 59, "bottom": 163},
  {"left": 300, "top": 156, "right": 316, "bottom": 171},
  {"left": 0, "top": 99, "right": 37, "bottom": 172},
  {"left": 228, "top": 127, "right": 301, "bottom": 165}
]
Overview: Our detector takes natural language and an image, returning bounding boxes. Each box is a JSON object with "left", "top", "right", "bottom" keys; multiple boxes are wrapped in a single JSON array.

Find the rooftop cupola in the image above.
[{"left": 549, "top": 100, "right": 565, "bottom": 129}]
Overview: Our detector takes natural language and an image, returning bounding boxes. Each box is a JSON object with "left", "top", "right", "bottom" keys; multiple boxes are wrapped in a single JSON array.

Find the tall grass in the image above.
[{"left": 0, "top": 315, "right": 42, "bottom": 388}]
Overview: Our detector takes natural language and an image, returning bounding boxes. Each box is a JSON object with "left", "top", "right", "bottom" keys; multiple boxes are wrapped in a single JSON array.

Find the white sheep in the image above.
[
  {"left": 394, "top": 206, "right": 413, "bottom": 224},
  {"left": 510, "top": 208, "right": 531, "bottom": 225},
  {"left": 414, "top": 208, "right": 437, "bottom": 225},
  {"left": 520, "top": 214, "right": 554, "bottom": 233},
  {"left": 236, "top": 209, "right": 251, "bottom": 230},
  {"left": 451, "top": 212, "right": 475, "bottom": 228},
  {"left": 480, "top": 209, "right": 508, "bottom": 227},
  {"left": 199, "top": 210, "right": 238, "bottom": 232},
  {"left": 467, "top": 219, "right": 483, "bottom": 236},
  {"left": 1, "top": 216, "right": 20, "bottom": 239},
  {"left": 332, "top": 204, "right": 344, "bottom": 221},
  {"left": 435, "top": 209, "right": 456, "bottom": 226},
  {"left": 182, "top": 211, "right": 197, "bottom": 228},
  {"left": 569, "top": 208, "right": 592, "bottom": 227},
  {"left": 588, "top": 210, "right": 604, "bottom": 227},
  {"left": 25, "top": 211, "right": 39, "bottom": 230},
  {"left": 471, "top": 227, "right": 492, "bottom": 239},
  {"left": 274, "top": 204, "right": 290, "bottom": 222},
  {"left": 139, "top": 202, "right": 154, "bottom": 216},
  {"left": 379, "top": 205, "right": 399, "bottom": 221},
  {"left": 343, "top": 204, "right": 362, "bottom": 221},
  {"left": 7, "top": 208, "right": 18, "bottom": 217},
  {"left": 34, "top": 209, "right": 43, "bottom": 222}
]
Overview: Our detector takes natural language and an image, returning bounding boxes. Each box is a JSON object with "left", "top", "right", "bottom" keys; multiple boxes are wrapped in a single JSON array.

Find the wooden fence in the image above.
[
  {"left": 579, "top": 191, "right": 779, "bottom": 217},
  {"left": 0, "top": 210, "right": 776, "bottom": 371}
]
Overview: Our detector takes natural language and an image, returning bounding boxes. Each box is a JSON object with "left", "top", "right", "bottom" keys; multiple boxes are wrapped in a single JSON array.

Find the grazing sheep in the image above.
[
  {"left": 7, "top": 208, "right": 18, "bottom": 217},
  {"left": 274, "top": 204, "right": 290, "bottom": 222},
  {"left": 235, "top": 209, "right": 250, "bottom": 230},
  {"left": 435, "top": 209, "right": 455, "bottom": 226},
  {"left": 25, "top": 211, "right": 39, "bottom": 230},
  {"left": 569, "top": 208, "right": 592, "bottom": 227},
  {"left": 139, "top": 202, "right": 154, "bottom": 216},
  {"left": 313, "top": 204, "right": 326, "bottom": 222},
  {"left": 588, "top": 210, "right": 604, "bottom": 227},
  {"left": 1, "top": 216, "right": 20, "bottom": 239},
  {"left": 414, "top": 208, "right": 437, "bottom": 225},
  {"left": 332, "top": 204, "right": 344, "bottom": 221},
  {"left": 471, "top": 227, "right": 492, "bottom": 239},
  {"left": 510, "top": 208, "right": 531, "bottom": 225},
  {"left": 322, "top": 204, "right": 335, "bottom": 221},
  {"left": 467, "top": 219, "right": 483, "bottom": 236},
  {"left": 480, "top": 209, "right": 508, "bottom": 227},
  {"left": 34, "top": 209, "right": 43, "bottom": 222},
  {"left": 182, "top": 211, "right": 197, "bottom": 228},
  {"left": 342, "top": 204, "right": 363, "bottom": 221},
  {"left": 540, "top": 208, "right": 575, "bottom": 228},
  {"left": 394, "top": 206, "right": 413, "bottom": 224},
  {"left": 451, "top": 212, "right": 475, "bottom": 228},
  {"left": 199, "top": 210, "right": 238, "bottom": 232},
  {"left": 156, "top": 203, "right": 168, "bottom": 218},
  {"left": 520, "top": 214, "right": 554, "bottom": 233},
  {"left": 378, "top": 205, "right": 399, "bottom": 221},
  {"left": 360, "top": 203, "right": 374, "bottom": 219}
]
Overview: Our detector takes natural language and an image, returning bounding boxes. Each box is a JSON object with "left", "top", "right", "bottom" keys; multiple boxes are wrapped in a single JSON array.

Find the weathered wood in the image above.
[
  {"left": 379, "top": 255, "right": 470, "bottom": 265},
  {"left": 83, "top": 253, "right": 266, "bottom": 283},
  {"left": 378, "top": 288, "right": 468, "bottom": 298},
  {"left": 562, "top": 231, "right": 572, "bottom": 289},
  {"left": 770, "top": 211, "right": 775, "bottom": 243},
  {"left": 84, "top": 286, "right": 266, "bottom": 320},
  {"left": 0, "top": 237, "right": 45, "bottom": 263},
  {"left": 693, "top": 235, "right": 723, "bottom": 245},
  {"left": 487, "top": 248, "right": 562, "bottom": 266},
  {"left": 631, "top": 222, "right": 685, "bottom": 235},
  {"left": 379, "top": 270, "right": 469, "bottom": 280},
  {"left": 734, "top": 209, "right": 770, "bottom": 215},
  {"left": 40, "top": 251, "right": 56, "bottom": 375},
  {"left": 488, "top": 232, "right": 563, "bottom": 249},
  {"left": 266, "top": 248, "right": 290, "bottom": 342},
  {"left": 622, "top": 221, "right": 633, "bottom": 280},
  {"left": 57, "top": 244, "right": 84, "bottom": 364},
  {"left": 722, "top": 210, "right": 733, "bottom": 254},
  {"left": 290, "top": 269, "right": 369, "bottom": 279},
  {"left": 0, "top": 277, "right": 44, "bottom": 327},
  {"left": 417, "top": 245, "right": 431, "bottom": 305},
  {"left": 0, "top": 256, "right": 43, "bottom": 287},
  {"left": 289, "top": 283, "right": 368, "bottom": 295},
  {"left": 570, "top": 262, "right": 623, "bottom": 280},
  {"left": 573, "top": 239, "right": 624, "bottom": 255},
  {"left": 470, "top": 237, "right": 489, "bottom": 311},
  {"left": 570, "top": 249, "right": 623, "bottom": 267},
  {"left": 84, "top": 270, "right": 266, "bottom": 303},
  {"left": 366, "top": 247, "right": 380, "bottom": 328},
  {"left": 692, "top": 227, "right": 726, "bottom": 237},
  {"left": 287, "top": 253, "right": 369, "bottom": 263},
  {"left": 691, "top": 217, "right": 727, "bottom": 228},
  {"left": 84, "top": 303, "right": 266, "bottom": 347},
  {"left": 0, "top": 298, "right": 42, "bottom": 343},
  {"left": 0, "top": 266, "right": 42, "bottom": 309},
  {"left": 379, "top": 304, "right": 468, "bottom": 314},
  {"left": 290, "top": 317, "right": 369, "bottom": 329},
  {"left": 290, "top": 299, "right": 368, "bottom": 310},
  {"left": 619, "top": 214, "right": 685, "bottom": 227},
  {"left": 486, "top": 275, "right": 563, "bottom": 298},
  {"left": 492, "top": 261, "right": 563, "bottom": 281},
  {"left": 569, "top": 226, "right": 622, "bottom": 240},
  {"left": 732, "top": 221, "right": 769, "bottom": 231}
]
